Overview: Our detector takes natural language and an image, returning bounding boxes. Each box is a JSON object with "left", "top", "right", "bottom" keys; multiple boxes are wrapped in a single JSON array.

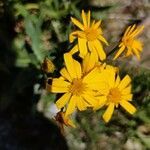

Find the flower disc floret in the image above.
[
  {"left": 69, "top": 78, "right": 87, "bottom": 96},
  {"left": 107, "top": 88, "right": 122, "bottom": 104}
]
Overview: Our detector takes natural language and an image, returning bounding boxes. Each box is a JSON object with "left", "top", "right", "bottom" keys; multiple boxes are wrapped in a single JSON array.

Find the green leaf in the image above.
[{"left": 24, "top": 14, "right": 46, "bottom": 63}]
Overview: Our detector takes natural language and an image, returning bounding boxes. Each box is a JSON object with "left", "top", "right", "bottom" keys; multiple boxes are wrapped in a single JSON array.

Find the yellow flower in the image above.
[
  {"left": 50, "top": 53, "right": 102, "bottom": 117},
  {"left": 95, "top": 70, "right": 136, "bottom": 122},
  {"left": 69, "top": 10, "right": 108, "bottom": 60},
  {"left": 42, "top": 58, "right": 55, "bottom": 73},
  {"left": 114, "top": 24, "right": 144, "bottom": 60}
]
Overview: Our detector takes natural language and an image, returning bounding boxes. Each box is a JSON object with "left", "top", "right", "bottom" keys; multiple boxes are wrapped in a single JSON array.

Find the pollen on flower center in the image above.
[
  {"left": 85, "top": 28, "right": 98, "bottom": 41},
  {"left": 123, "top": 37, "right": 133, "bottom": 47},
  {"left": 107, "top": 88, "right": 122, "bottom": 104},
  {"left": 69, "top": 78, "right": 87, "bottom": 95}
]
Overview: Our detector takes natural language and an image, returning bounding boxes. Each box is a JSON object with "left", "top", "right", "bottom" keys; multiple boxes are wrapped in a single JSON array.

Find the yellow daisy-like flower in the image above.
[
  {"left": 69, "top": 10, "right": 108, "bottom": 60},
  {"left": 50, "top": 53, "right": 103, "bottom": 117},
  {"left": 114, "top": 24, "right": 144, "bottom": 60},
  {"left": 95, "top": 70, "right": 136, "bottom": 122}
]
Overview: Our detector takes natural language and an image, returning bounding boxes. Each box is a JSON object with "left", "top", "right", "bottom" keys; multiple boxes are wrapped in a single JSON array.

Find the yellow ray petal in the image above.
[
  {"left": 120, "top": 100, "right": 136, "bottom": 114},
  {"left": 114, "top": 75, "right": 121, "bottom": 87},
  {"left": 85, "top": 90, "right": 97, "bottom": 96},
  {"left": 102, "top": 103, "right": 115, "bottom": 123},
  {"left": 132, "top": 48, "right": 140, "bottom": 60},
  {"left": 77, "top": 31, "right": 86, "bottom": 38},
  {"left": 71, "top": 17, "right": 84, "bottom": 30},
  {"left": 78, "top": 38, "right": 88, "bottom": 58},
  {"left": 93, "top": 20, "right": 102, "bottom": 29},
  {"left": 95, "top": 85, "right": 109, "bottom": 95},
  {"left": 69, "top": 31, "right": 78, "bottom": 43},
  {"left": 122, "top": 94, "right": 133, "bottom": 101},
  {"left": 122, "top": 85, "right": 132, "bottom": 95},
  {"left": 130, "top": 25, "right": 144, "bottom": 38},
  {"left": 93, "top": 96, "right": 107, "bottom": 110},
  {"left": 119, "top": 43, "right": 124, "bottom": 47},
  {"left": 93, "top": 40, "right": 106, "bottom": 60},
  {"left": 87, "top": 41, "right": 93, "bottom": 52},
  {"left": 65, "top": 95, "right": 76, "bottom": 117},
  {"left": 126, "top": 24, "right": 136, "bottom": 36},
  {"left": 87, "top": 41, "right": 98, "bottom": 56},
  {"left": 74, "top": 59, "right": 82, "bottom": 78},
  {"left": 64, "top": 53, "right": 76, "bottom": 78},
  {"left": 51, "top": 86, "right": 68, "bottom": 93},
  {"left": 118, "top": 75, "right": 131, "bottom": 90},
  {"left": 87, "top": 10, "right": 91, "bottom": 27},
  {"left": 58, "top": 76, "right": 64, "bottom": 80},
  {"left": 82, "top": 52, "right": 90, "bottom": 74},
  {"left": 51, "top": 79, "right": 70, "bottom": 93},
  {"left": 106, "top": 69, "right": 116, "bottom": 88},
  {"left": 82, "top": 52, "right": 97, "bottom": 74},
  {"left": 98, "top": 35, "right": 109, "bottom": 45},
  {"left": 69, "top": 45, "right": 78, "bottom": 55},
  {"left": 56, "top": 93, "right": 72, "bottom": 109},
  {"left": 91, "top": 20, "right": 96, "bottom": 28},
  {"left": 125, "top": 48, "right": 133, "bottom": 57},
  {"left": 52, "top": 78, "right": 70, "bottom": 87},
  {"left": 76, "top": 96, "right": 87, "bottom": 111},
  {"left": 124, "top": 25, "right": 132, "bottom": 37},
  {"left": 113, "top": 45, "right": 126, "bottom": 60},
  {"left": 132, "top": 40, "right": 142, "bottom": 51},
  {"left": 82, "top": 10, "right": 87, "bottom": 27},
  {"left": 60, "top": 67, "right": 72, "bottom": 82},
  {"left": 83, "top": 68, "right": 101, "bottom": 83},
  {"left": 105, "top": 64, "right": 117, "bottom": 72},
  {"left": 86, "top": 52, "right": 97, "bottom": 72},
  {"left": 97, "top": 28, "right": 103, "bottom": 35},
  {"left": 64, "top": 53, "right": 77, "bottom": 79},
  {"left": 82, "top": 93, "right": 97, "bottom": 106},
  {"left": 88, "top": 81, "right": 108, "bottom": 91}
]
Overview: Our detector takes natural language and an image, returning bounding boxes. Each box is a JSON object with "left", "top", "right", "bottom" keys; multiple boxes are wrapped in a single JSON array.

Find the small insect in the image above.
[
  {"left": 54, "top": 111, "right": 76, "bottom": 135},
  {"left": 41, "top": 58, "right": 55, "bottom": 73}
]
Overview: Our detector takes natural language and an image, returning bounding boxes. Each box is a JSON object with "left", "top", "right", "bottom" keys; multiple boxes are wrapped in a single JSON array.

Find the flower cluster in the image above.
[{"left": 45, "top": 10, "right": 144, "bottom": 128}]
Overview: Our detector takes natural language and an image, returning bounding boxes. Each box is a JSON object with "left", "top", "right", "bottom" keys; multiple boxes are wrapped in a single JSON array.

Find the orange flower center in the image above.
[
  {"left": 107, "top": 88, "right": 122, "bottom": 104},
  {"left": 85, "top": 28, "right": 98, "bottom": 41},
  {"left": 122, "top": 37, "right": 133, "bottom": 48},
  {"left": 69, "top": 78, "right": 87, "bottom": 96}
]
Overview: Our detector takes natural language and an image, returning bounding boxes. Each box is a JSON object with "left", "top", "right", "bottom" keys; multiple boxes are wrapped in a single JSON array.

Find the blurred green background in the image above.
[{"left": 0, "top": 0, "right": 149, "bottom": 149}]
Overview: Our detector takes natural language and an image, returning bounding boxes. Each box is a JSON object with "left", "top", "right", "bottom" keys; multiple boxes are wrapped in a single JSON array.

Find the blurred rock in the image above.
[{"left": 123, "top": 139, "right": 143, "bottom": 150}]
